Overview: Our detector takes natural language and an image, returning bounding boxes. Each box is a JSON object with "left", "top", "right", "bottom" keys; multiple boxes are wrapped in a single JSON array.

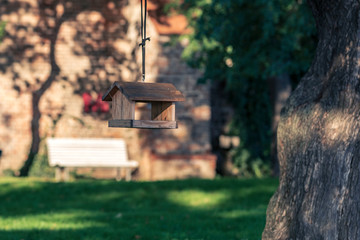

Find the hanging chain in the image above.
[{"left": 139, "top": 0, "right": 150, "bottom": 82}]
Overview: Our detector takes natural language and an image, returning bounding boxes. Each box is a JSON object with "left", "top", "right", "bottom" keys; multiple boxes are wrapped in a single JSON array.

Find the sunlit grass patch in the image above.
[
  {"left": 167, "top": 190, "right": 229, "bottom": 210},
  {"left": 0, "top": 211, "right": 105, "bottom": 230},
  {"left": 0, "top": 177, "right": 278, "bottom": 240}
]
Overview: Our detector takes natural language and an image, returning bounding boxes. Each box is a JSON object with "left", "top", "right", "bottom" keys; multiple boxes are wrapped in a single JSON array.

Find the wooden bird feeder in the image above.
[
  {"left": 102, "top": 0, "right": 185, "bottom": 129},
  {"left": 102, "top": 81, "right": 185, "bottom": 129}
]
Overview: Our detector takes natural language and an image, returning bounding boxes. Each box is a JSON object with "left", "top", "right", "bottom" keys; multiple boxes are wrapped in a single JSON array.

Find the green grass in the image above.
[{"left": 0, "top": 177, "right": 278, "bottom": 240}]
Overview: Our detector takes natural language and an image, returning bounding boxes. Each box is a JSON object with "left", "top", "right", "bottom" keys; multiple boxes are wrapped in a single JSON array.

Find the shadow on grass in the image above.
[{"left": 0, "top": 178, "right": 278, "bottom": 240}]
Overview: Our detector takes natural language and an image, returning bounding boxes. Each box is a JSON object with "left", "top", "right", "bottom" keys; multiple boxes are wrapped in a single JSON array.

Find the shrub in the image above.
[{"left": 28, "top": 151, "right": 55, "bottom": 178}]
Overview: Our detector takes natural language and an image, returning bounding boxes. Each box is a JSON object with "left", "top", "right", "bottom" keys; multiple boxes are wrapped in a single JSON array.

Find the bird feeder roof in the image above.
[{"left": 102, "top": 82, "right": 185, "bottom": 102}]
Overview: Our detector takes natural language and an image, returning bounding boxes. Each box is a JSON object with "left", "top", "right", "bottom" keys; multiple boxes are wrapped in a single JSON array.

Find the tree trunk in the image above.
[
  {"left": 263, "top": 1, "right": 360, "bottom": 239},
  {"left": 19, "top": 14, "right": 61, "bottom": 176}
]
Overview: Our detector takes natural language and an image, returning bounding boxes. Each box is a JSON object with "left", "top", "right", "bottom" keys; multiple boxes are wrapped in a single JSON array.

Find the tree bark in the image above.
[{"left": 263, "top": 1, "right": 360, "bottom": 239}]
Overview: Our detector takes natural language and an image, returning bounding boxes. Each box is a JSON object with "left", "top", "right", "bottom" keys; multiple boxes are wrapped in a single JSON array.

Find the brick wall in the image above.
[{"left": 0, "top": 0, "right": 215, "bottom": 180}]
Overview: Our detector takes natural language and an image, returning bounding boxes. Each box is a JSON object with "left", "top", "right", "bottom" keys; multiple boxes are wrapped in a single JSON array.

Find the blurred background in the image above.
[{"left": 0, "top": 0, "right": 317, "bottom": 181}]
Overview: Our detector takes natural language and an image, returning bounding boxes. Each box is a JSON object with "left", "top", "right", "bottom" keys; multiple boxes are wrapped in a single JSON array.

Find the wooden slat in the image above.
[
  {"left": 109, "top": 120, "right": 177, "bottom": 129},
  {"left": 102, "top": 81, "right": 118, "bottom": 101},
  {"left": 109, "top": 119, "right": 133, "bottom": 128},
  {"left": 126, "top": 91, "right": 184, "bottom": 102},
  {"left": 50, "top": 161, "right": 138, "bottom": 168},
  {"left": 120, "top": 82, "right": 177, "bottom": 91},
  {"left": 121, "top": 91, "right": 135, "bottom": 119},
  {"left": 151, "top": 102, "right": 175, "bottom": 121},
  {"left": 112, "top": 91, "right": 135, "bottom": 120},
  {"left": 112, "top": 91, "right": 122, "bottom": 119},
  {"left": 133, "top": 120, "right": 177, "bottom": 129},
  {"left": 102, "top": 82, "right": 185, "bottom": 102}
]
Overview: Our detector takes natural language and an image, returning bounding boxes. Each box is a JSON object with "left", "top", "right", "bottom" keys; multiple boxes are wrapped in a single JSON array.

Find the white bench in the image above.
[{"left": 47, "top": 138, "right": 138, "bottom": 181}]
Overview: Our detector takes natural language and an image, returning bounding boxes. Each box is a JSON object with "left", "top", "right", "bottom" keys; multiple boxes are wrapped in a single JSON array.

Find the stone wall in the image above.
[{"left": 0, "top": 0, "right": 215, "bottom": 180}]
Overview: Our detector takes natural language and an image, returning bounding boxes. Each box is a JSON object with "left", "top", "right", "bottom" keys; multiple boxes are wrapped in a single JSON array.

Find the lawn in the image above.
[{"left": 0, "top": 177, "right": 278, "bottom": 240}]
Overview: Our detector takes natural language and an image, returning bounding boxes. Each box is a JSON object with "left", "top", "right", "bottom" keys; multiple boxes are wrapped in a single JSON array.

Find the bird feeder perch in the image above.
[{"left": 102, "top": 81, "right": 185, "bottom": 129}]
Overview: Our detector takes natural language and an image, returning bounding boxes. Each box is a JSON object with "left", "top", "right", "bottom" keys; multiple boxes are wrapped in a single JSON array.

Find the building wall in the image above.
[{"left": 0, "top": 0, "right": 214, "bottom": 180}]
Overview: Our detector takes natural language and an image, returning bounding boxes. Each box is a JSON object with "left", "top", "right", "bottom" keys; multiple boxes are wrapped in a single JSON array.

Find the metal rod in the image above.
[
  {"left": 143, "top": 0, "right": 147, "bottom": 82},
  {"left": 144, "top": 0, "right": 147, "bottom": 41},
  {"left": 140, "top": 0, "right": 143, "bottom": 40},
  {"left": 139, "top": 0, "right": 150, "bottom": 82}
]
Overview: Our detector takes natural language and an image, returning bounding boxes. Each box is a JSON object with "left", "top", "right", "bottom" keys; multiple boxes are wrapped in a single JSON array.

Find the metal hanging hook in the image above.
[{"left": 139, "top": 0, "right": 150, "bottom": 82}]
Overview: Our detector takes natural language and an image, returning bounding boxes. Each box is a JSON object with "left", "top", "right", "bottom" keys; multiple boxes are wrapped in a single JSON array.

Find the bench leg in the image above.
[
  {"left": 125, "top": 168, "right": 131, "bottom": 182},
  {"left": 55, "top": 167, "right": 69, "bottom": 182},
  {"left": 116, "top": 168, "right": 121, "bottom": 181},
  {"left": 55, "top": 167, "right": 62, "bottom": 182},
  {"left": 64, "top": 168, "right": 70, "bottom": 182}
]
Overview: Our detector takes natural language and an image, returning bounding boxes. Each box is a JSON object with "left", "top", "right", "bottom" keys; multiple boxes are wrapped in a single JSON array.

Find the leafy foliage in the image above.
[
  {"left": 0, "top": 21, "right": 5, "bottom": 42},
  {"left": 2, "top": 169, "right": 16, "bottom": 177},
  {"left": 174, "top": 0, "right": 317, "bottom": 176},
  {"left": 27, "top": 139, "right": 55, "bottom": 178},
  {"left": 28, "top": 150, "right": 55, "bottom": 179}
]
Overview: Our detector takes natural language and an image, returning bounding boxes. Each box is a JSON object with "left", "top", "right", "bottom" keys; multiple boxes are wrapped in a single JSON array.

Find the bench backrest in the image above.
[{"left": 47, "top": 138, "right": 133, "bottom": 167}]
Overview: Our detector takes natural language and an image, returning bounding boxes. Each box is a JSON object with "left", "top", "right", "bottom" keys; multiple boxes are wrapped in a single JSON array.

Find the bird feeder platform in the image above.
[{"left": 102, "top": 81, "right": 185, "bottom": 129}]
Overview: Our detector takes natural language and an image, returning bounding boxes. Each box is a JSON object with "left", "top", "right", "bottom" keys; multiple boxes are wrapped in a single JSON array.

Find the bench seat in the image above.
[{"left": 47, "top": 138, "right": 138, "bottom": 181}]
